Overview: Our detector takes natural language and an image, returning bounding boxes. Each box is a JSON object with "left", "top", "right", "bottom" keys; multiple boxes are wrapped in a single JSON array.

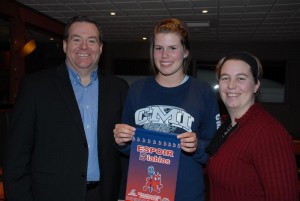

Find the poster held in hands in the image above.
[{"left": 125, "top": 128, "right": 181, "bottom": 201}]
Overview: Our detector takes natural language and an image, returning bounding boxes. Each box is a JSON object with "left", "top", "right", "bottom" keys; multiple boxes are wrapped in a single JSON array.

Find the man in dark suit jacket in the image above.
[{"left": 3, "top": 16, "right": 128, "bottom": 201}]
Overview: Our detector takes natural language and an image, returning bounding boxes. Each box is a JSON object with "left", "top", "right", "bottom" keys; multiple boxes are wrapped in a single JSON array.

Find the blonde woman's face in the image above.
[{"left": 153, "top": 33, "right": 188, "bottom": 77}]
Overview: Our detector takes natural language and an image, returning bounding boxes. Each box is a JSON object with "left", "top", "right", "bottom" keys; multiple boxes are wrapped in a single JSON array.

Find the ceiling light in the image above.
[
  {"left": 142, "top": 37, "right": 147, "bottom": 40},
  {"left": 110, "top": 12, "right": 116, "bottom": 16},
  {"left": 186, "top": 22, "right": 210, "bottom": 27},
  {"left": 202, "top": 10, "right": 208, "bottom": 14}
]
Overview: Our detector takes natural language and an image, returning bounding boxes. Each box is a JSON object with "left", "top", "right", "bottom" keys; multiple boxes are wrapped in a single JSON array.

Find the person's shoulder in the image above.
[
  {"left": 130, "top": 76, "right": 149, "bottom": 86},
  {"left": 22, "top": 64, "right": 64, "bottom": 82},
  {"left": 125, "top": 77, "right": 150, "bottom": 95},
  {"left": 251, "top": 104, "right": 289, "bottom": 135},
  {"left": 98, "top": 70, "right": 129, "bottom": 90},
  {"left": 128, "top": 76, "right": 153, "bottom": 91},
  {"left": 99, "top": 70, "right": 126, "bottom": 82},
  {"left": 259, "top": 107, "right": 285, "bottom": 127},
  {"left": 189, "top": 77, "right": 215, "bottom": 94},
  {"left": 190, "top": 77, "right": 212, "bottom": 88}
]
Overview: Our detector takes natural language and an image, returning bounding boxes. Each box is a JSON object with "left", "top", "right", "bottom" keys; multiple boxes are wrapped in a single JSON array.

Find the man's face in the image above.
[{"left": 63, "top": 22, "right": 103, "bottom": 74}]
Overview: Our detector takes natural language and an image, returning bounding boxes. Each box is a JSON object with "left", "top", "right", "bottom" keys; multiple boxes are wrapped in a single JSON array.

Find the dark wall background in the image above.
[{"left": 0, "top": 111, "right": 9, "bottom": 166}]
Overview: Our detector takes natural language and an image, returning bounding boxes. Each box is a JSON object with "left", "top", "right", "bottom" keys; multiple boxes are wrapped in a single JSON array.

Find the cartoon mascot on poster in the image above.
[{"left": 143, "top": 166, "right": 163, "bottom": 193}]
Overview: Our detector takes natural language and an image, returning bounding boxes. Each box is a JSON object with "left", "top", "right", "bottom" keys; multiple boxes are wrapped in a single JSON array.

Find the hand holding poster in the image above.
[{"left": 125, "top": 128, "right": 181, "bottom": 201}]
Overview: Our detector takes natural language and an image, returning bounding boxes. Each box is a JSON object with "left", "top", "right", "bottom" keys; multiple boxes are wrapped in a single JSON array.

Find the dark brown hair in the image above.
[
  {"left": 216, "top": 51, "right": 263, "bottom": 84},
  {"left": 63, "top": 16, "right": 103, "bottom": 43}
]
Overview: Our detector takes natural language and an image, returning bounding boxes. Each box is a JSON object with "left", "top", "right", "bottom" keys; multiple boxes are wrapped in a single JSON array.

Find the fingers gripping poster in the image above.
[{"left": 125, "top": 128, "right": 181, "bottom": 201}]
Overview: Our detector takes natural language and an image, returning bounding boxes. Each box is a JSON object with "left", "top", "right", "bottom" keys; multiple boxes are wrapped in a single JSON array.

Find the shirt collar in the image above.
[{"left": 66, "top": 63, "right": 98, "bottom": 86}]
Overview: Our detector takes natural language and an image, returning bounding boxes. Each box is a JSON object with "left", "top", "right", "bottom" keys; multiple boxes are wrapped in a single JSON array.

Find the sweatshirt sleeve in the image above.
[
  {"left": 114, "top": 86, "right": 136, "bottom": 156},
  {"left": 193, "top": 86, "right": 220, "bottom": 164}
]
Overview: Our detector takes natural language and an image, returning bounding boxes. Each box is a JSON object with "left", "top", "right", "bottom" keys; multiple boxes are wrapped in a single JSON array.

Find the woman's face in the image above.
[
  {"left": 218, "top": 59, "right": 260, "bottom": 116},
  {"left": 153, "top": 32, "right": 188, "bottom": 77}
]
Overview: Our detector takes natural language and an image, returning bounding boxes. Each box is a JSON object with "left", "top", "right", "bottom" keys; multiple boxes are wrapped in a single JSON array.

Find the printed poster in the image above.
[{"left": 125, "top": 128, "right": 181, "bottom": 201}]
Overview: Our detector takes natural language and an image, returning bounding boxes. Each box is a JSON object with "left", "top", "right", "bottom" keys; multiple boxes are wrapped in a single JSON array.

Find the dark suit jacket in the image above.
[{"left": 3, "top": 64, "right": 129, "bottom": 201}]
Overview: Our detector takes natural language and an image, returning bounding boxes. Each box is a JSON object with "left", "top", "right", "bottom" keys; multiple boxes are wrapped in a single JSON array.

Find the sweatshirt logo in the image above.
[{"left": 135, "top": 105, "right": 194, "bottom": 133}]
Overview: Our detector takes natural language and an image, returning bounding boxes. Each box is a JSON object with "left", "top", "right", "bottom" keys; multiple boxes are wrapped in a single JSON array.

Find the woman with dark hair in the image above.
[
  {"left": 113, "top": 18, "right": 220, "bottom": 201},
  {"left": 206, "top": 51, "right": 298, "bottom": 201}
]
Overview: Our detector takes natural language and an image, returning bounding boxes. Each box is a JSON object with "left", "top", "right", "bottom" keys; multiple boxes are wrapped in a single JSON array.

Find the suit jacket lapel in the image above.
[{"left": 55, "top": 64, "right": 86, "bottom": 141}]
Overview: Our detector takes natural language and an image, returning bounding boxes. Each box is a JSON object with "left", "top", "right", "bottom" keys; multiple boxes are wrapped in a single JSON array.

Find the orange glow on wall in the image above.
[{"left": 21, "top": 39, "right": 36, "bottom": 57}]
